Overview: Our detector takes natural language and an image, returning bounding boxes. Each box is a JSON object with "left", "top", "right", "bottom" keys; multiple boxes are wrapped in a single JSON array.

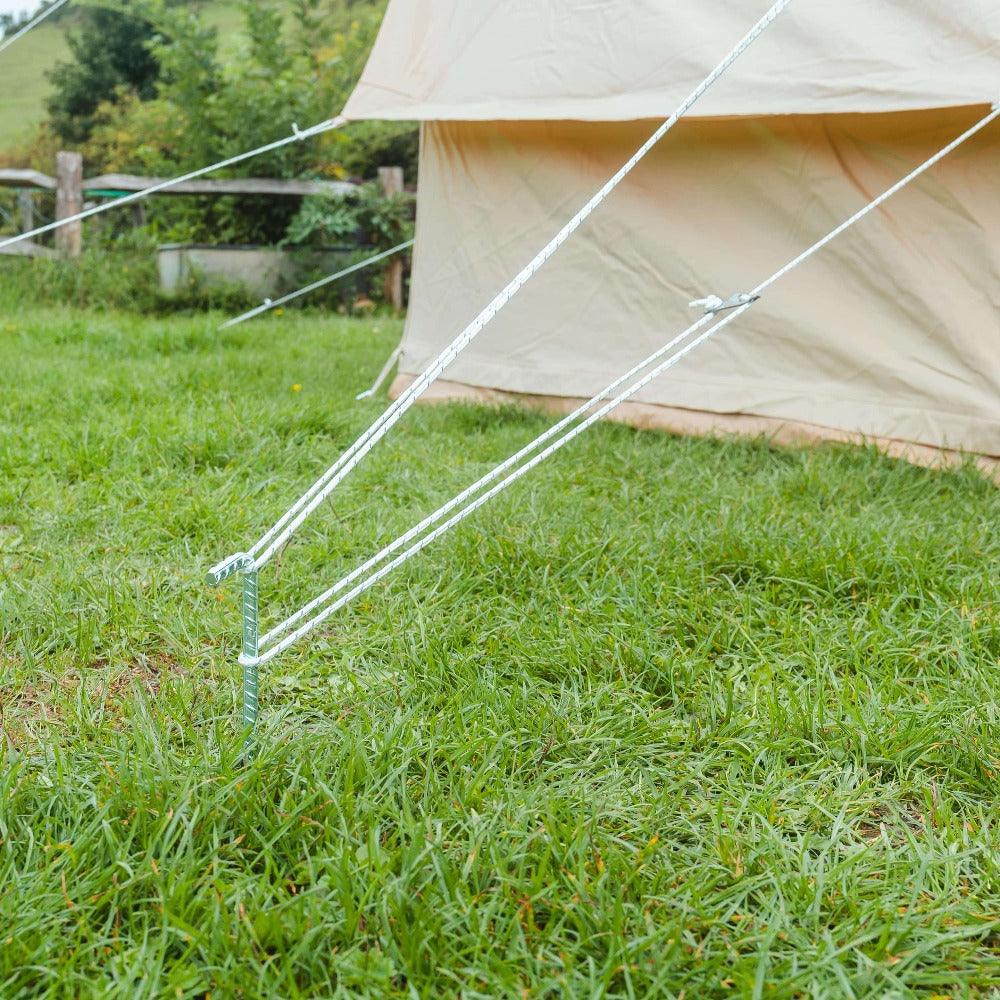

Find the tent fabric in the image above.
[
  {"left": 343, "top": 0, "right": 1000, "bottom": 123},
  {"left": 394, "top": 111, "right": 1000, "bottom": 458}
]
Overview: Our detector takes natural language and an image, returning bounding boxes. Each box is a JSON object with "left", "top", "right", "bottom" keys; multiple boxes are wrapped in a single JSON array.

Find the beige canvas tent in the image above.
[{"left": 344, "top": 1, "right": 1000, "bottom": 468}]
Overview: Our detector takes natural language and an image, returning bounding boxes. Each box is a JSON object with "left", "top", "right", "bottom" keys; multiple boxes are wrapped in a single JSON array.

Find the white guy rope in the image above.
[
  {"left": 252, "top": 307, "right": 751, "bottom": 665},
  {"left": 752, "top": 100, "right": 1000, "bottom": 296},
  {"left": 0, "top": 0, "right": 70, "bottom": 56},
  {"left": 243, "top": 0, "right": 796, "bottom": 572},
  {"left": 356, "top": 344, "right": 404, "bottom": 400},
  {"left": 219, "top": 239, "right": 414, "bottom": 330},
  {"left": 256, "top": 311, "right": 717, "bottom": 650},
  {"left": 0, "top": 116, "right": 346, "bottom": 253},
  {"left": 246, "top": 101, "right": 1000, "bottom": 666}
]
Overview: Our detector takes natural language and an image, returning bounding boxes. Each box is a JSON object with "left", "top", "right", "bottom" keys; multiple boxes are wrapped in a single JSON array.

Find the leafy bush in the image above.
[
  {"left": 0, "top": 230, "right": 259, "bottom": 314},
  {"left": 284, "top": 181, "right": 414, "bottom": 249},
  {"left": 71, "top": 0, "right": 418, "bottom": 246}
]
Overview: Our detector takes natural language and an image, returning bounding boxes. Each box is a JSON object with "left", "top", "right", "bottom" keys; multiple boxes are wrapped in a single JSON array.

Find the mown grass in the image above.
[{"left": 1, "top": 298, "right": 999, "bottom": 998}]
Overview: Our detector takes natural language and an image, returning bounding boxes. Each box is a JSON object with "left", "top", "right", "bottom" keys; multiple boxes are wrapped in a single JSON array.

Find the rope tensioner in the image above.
[{"left": 689, "top": 292, "right": 760, "bottom": 314}]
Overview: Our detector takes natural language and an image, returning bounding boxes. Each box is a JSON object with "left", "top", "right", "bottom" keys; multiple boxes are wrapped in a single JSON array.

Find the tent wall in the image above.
[{"left": 394, "top": 109, "right": 1000, "bottom": 459}]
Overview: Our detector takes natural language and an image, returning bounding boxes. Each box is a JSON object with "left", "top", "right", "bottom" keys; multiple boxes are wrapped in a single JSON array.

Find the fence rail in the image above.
[
  {"left": 0, "top": 151, "right": 361, "bottom": 260},
  {"left": 0, "top": 168, "right": 356, "bottom": 198},
  {"left": 0, "top": 168, "right": 57, "bottom": 191},
  {"left": 1, "top": 152, "right": 408, "bottom": 311}
]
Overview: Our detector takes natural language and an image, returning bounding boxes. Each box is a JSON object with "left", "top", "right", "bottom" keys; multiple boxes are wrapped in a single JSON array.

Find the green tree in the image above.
[
  {"left": 46, "top": 3, "right": 161, "bottom": 145},
  {"left": 70, "top": 0, "right": 417, "bottom": 246},
  {"left": 83, "top": 1, "right": 407, "bottom": 243}
]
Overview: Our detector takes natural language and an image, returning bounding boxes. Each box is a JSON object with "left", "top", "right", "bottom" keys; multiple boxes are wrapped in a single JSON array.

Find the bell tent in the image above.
[{"left": 342, "top": 0, "right": 1000, "bottom": 468}]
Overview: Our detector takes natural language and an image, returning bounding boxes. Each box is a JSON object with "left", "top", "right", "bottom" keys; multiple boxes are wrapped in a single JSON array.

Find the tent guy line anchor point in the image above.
[
  {"left": 201, "top": 0, "right": 999, "bottom": 746},
  {"left": 218, "top": 102, "right": 999, "bottom": 685},
  {"left": 207, "top": 0, "right": 797, "bottom": 744}
]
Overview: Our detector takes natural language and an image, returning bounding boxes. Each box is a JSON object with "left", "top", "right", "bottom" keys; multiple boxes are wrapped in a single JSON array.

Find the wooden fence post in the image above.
[
  {"left": 378, "top": 165, "right": 405, "bottom": 311},
  {"left": 55, "top": 150, "right": 83, "bottom": 258},
  {"left": 17, "top": 189, "right": 34, "bottom": 232}
]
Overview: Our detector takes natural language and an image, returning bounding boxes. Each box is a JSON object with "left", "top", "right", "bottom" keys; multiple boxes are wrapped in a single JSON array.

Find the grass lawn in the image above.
[{"left": 1, "top": 301, "right": 999, "bottom": 997}]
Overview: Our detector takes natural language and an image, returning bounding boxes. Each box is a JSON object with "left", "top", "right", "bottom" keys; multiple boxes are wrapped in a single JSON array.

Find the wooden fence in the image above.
[{"left": 0, "top": 153, "right": 408, "bottom": 307}]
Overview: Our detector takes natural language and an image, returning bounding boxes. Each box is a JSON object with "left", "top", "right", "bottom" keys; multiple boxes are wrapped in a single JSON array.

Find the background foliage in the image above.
[
  {"left": 3, "top": 0, "right": 418, "bottom": 254},
  {"left": 46, "top": 4, "right": 162, "bottom": 145},
  {"left": 85, "top": 0, "right": 414, "bottom": 244},
  {"left": 284, "top": 181, "right": 414, "bottom": 250}
]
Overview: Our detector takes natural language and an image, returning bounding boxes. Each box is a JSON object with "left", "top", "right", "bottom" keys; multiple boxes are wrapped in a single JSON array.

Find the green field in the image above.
[
  {"left": 0, "top": 13, "right": 70, "bottom": 150},
  {"left": 2, "top": 298, "right": 999, "bottom": 996},
  {"left": 0, "top": 1, "right": 291, "bottom": 152}
]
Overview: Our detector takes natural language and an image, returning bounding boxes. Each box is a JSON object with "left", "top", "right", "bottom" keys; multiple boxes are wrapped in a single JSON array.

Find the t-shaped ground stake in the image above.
[{"left": 206, "top": 552, "right": 259, "bottom": 745}]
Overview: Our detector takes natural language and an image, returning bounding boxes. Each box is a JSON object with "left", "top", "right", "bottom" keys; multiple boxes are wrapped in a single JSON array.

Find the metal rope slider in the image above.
[{"left": 689, "top": 292, "right": 760, "bottom": 314}]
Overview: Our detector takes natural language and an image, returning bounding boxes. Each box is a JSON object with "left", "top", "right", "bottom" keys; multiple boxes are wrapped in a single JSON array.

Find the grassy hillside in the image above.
[
  {"left": 0, "top": 0, "right": 292, "bottom": 152},
  {"left": 0, "top": 14, "right": 70, "bottom": 150},
  {"left": 1, "top": 293, "right": 999, "bottom": 994}
]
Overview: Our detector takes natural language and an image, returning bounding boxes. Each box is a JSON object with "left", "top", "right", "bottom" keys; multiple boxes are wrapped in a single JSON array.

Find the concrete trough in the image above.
[{"left": 157, "top": 244, "right": 364, "bottom": 298}]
